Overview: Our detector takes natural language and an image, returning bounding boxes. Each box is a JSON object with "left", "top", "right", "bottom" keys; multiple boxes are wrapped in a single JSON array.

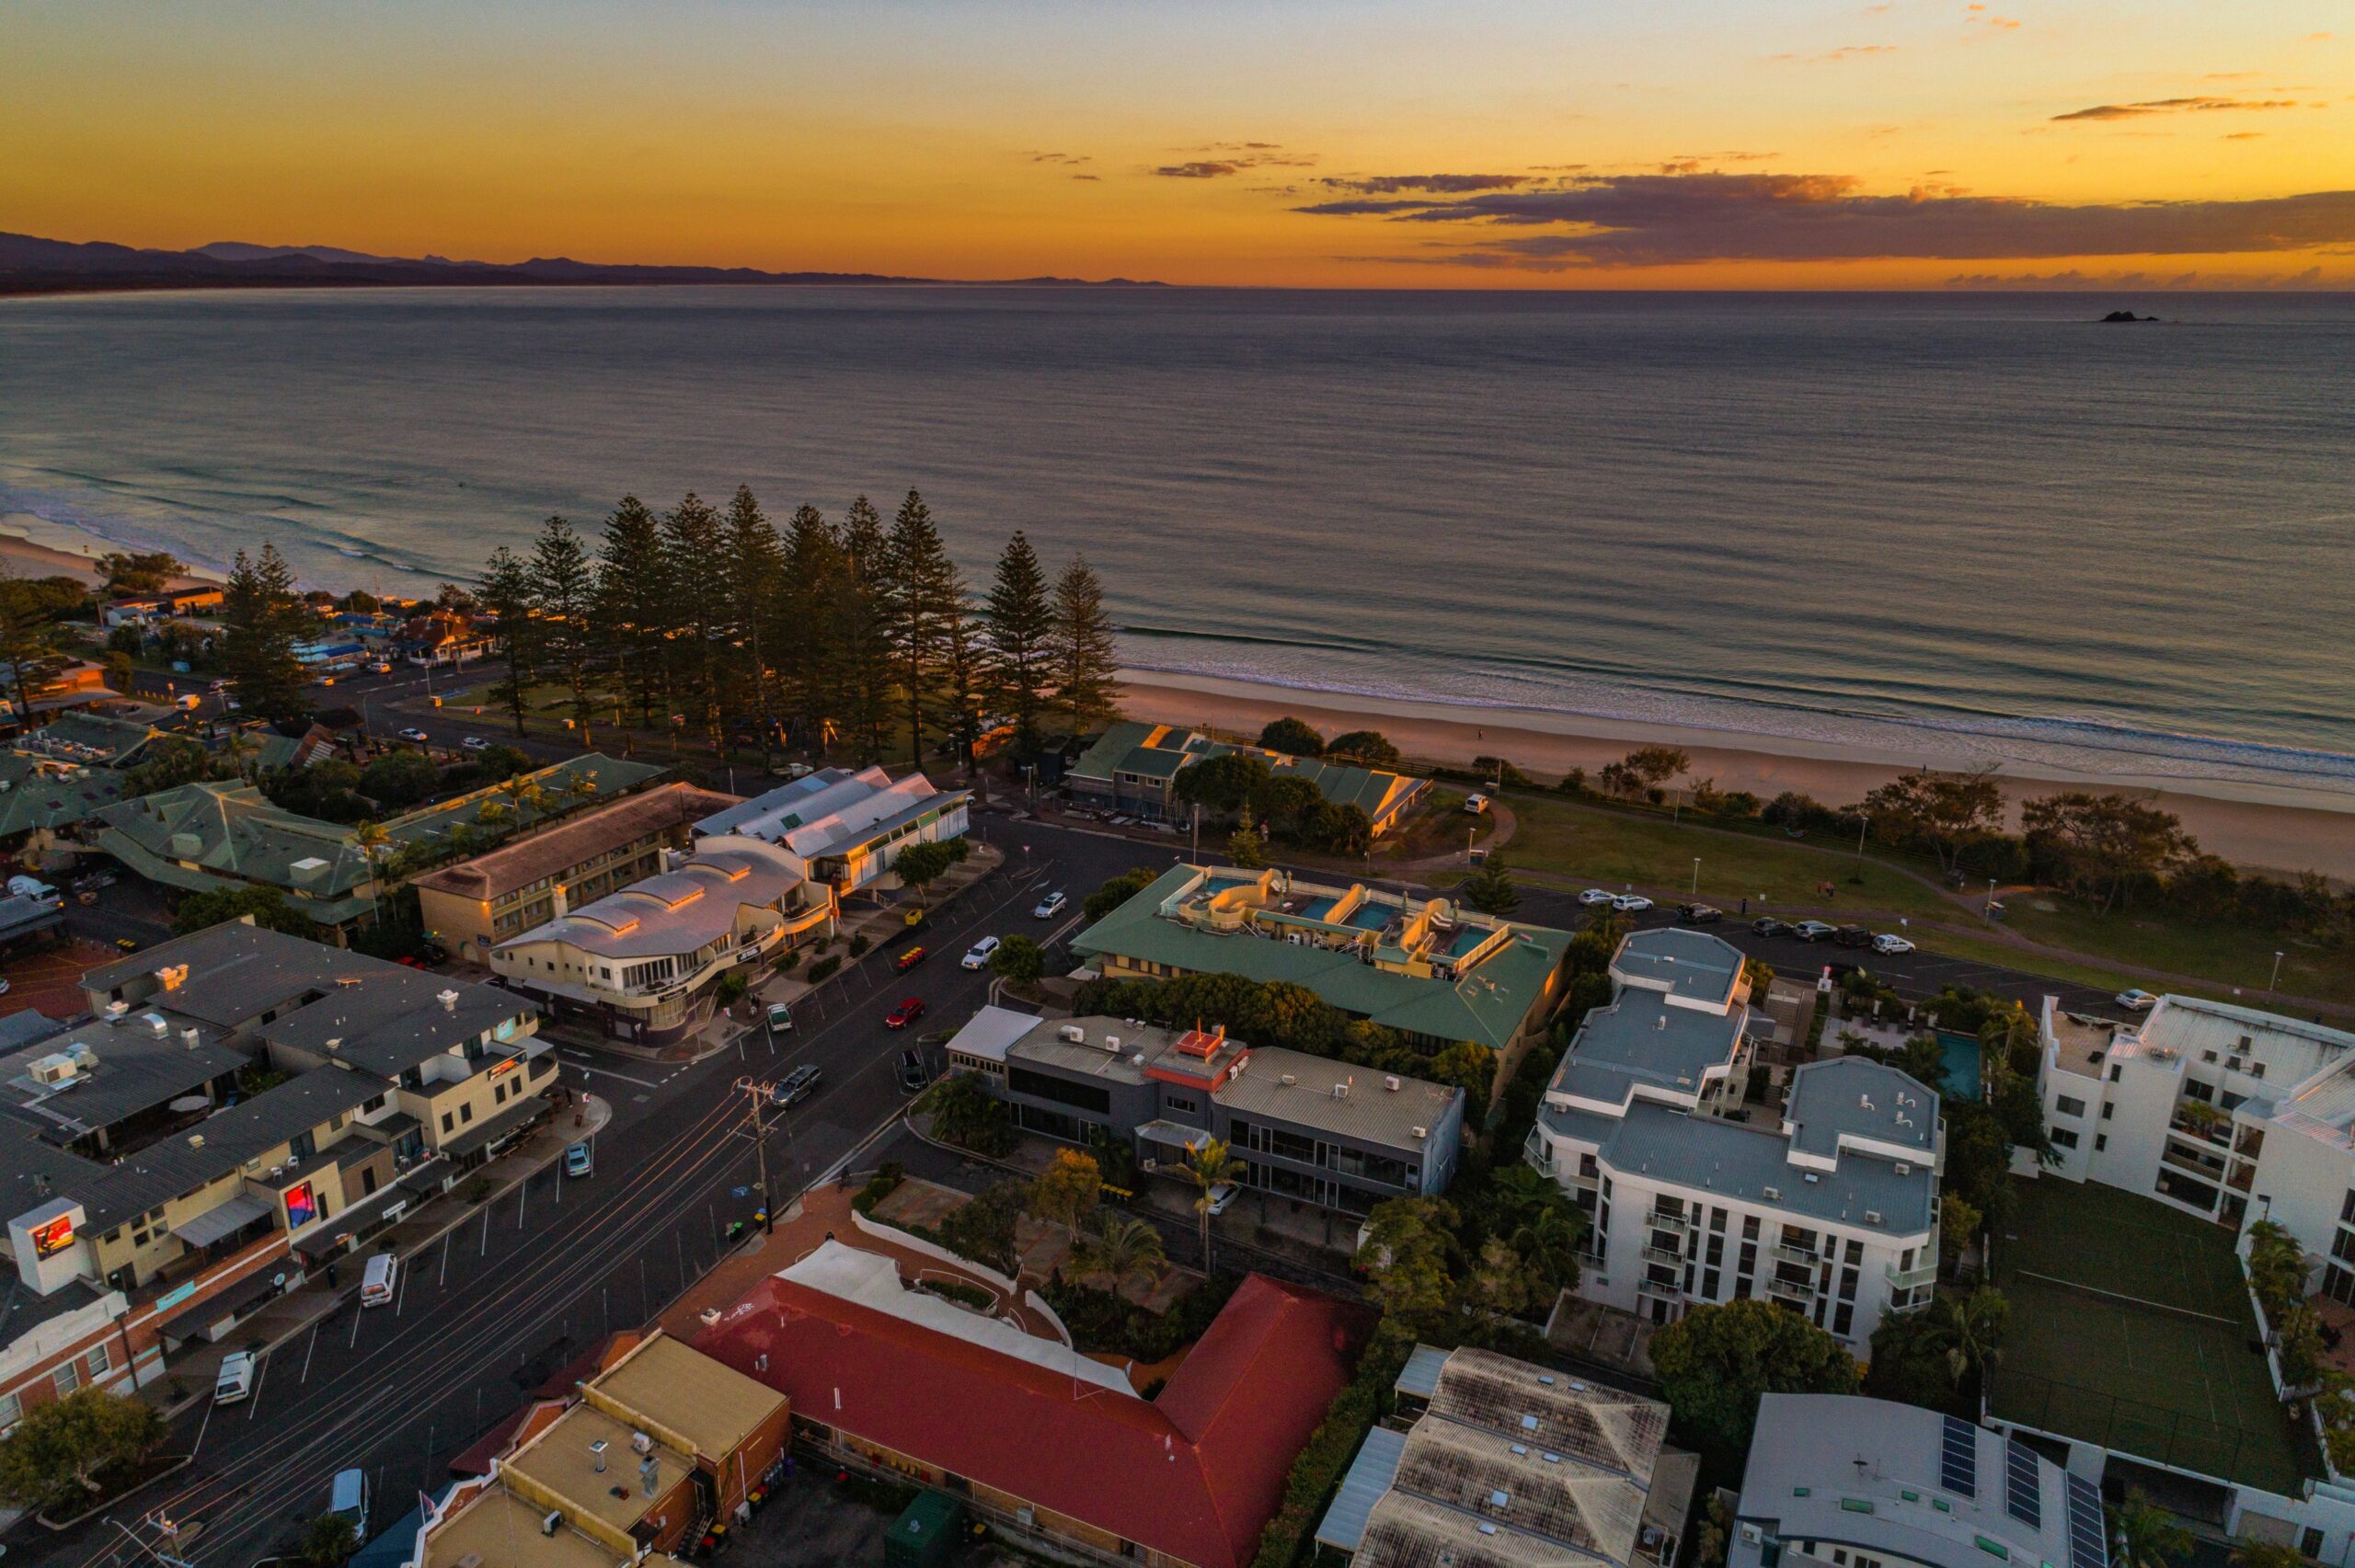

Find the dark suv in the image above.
[
  {"left": 1833, "top": 924, "right": 1873, "bottom": 948},
  {"left": 1674, "top": 903, "right": 1723, "bottom": 924},
  {"left": 1751, "top": 917, "right": 1790, "bottom": 937}
]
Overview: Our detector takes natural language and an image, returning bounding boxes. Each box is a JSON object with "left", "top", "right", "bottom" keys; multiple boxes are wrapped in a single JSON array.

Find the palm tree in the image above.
[
  {"left": 1941, "top": 1285, "right": 2010, "bottom": 1387},
  {"left": 352, "top": 818, "right": 392, "bottom": 928},
  {"left": 1182, "top": 1137, "right": 1246, "bottom": 1275},
  {"left": 2109, "top": 1493, "right": 2192, "bottom": 1568},
  {"left": 1510, "top": 1202, "right": 1593, "bottom": 1293},
  {"left": 219, "top": 727, "right": 257, "bottom": 785},
  {"left": 1078, "top": 1215, "right": 1168, "bottom": 1298}
]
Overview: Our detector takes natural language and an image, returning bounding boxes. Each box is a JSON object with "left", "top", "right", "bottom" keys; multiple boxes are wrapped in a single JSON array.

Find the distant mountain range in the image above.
[{"left": 0, "top": 232, "right": 1162, "bottom": 293}]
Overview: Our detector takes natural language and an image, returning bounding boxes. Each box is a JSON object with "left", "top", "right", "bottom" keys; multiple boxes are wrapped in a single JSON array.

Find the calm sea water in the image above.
[{"left": 2, "top": 287, "right": 2350, "bottom": 792}]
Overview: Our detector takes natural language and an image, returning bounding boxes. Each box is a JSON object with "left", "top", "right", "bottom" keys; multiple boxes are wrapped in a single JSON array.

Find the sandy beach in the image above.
[
  {"left": 1120, "top": 670, "right": 2355, "bottom": 881},
  {"left": 0, "top": 521, "right": 107, "bottom": 586}
]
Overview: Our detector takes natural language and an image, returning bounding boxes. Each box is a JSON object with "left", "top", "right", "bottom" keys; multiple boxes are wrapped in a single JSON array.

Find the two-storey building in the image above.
[
  {"left": 691, "top": 765, "right": 968, "bottom": 898},
  {"left": 491, "top": 836, "right": 833, "bottom": 1047},
  {"left": 946, "top": 1009, "right": 1466, "bottom": 1215}
]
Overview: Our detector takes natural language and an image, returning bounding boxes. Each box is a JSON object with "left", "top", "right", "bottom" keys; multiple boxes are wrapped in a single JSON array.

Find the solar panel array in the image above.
[
  {"left": 1939, "top": 1416, "right": 1979, "bottom": 1497},
  {"left": 2005, "top": 1439, "right": 2043, "bottom": 1530},
  {"left": 2066, "top": 1474, "right": 2108, "bottom": 1568}
]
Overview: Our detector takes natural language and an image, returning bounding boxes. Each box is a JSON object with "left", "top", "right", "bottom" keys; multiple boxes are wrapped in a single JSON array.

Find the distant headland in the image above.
[
  {"left": 2097, "top": 309, "right": 2160, "bottom": 323},
  {"left": 0, "top": 231, "right": 1165, "bottom": 297}
]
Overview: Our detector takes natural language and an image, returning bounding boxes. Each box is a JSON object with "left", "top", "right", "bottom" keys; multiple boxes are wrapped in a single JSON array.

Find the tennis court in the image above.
[{"left": 1989, "top": 1176, "right": 2311, "bottom": 1494}]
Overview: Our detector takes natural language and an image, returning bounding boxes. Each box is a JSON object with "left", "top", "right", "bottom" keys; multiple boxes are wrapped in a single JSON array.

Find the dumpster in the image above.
[{"left": 885, "top": 1490, "right": 964, "bottom": 1568}]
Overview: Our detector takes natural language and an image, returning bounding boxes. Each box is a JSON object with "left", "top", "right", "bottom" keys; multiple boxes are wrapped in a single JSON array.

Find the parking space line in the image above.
[{"left": 300, "top": 1322, "right": 321, "bottom": 1383}]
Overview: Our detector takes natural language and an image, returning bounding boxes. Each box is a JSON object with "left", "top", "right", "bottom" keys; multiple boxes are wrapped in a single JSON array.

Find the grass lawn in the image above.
[
  {"left": 1988, "top": 1176, "right": 2311, "bottom": 1494},
  {"left": 1468, "top": 791, "right": 1955, "bottom": 919},
  {"left": 2000, "top": 899, "right": 2355, "bottom": 1011}
]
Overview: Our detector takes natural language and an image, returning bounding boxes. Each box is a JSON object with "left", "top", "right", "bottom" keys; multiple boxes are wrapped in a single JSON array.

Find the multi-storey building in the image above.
[
  {"left": 1072, "top": 864, "right": 1575, "bottom": 1062},
  {"left": 1525, "top": 928, "right": 1939, "bottom": 1345},
  {"left": 2036, "top": 992, "right": 2355, "bottom": 1286},
  {"left": 414, "top": 781, "right": 741, "bottom": 962},
  {"left": 947, "top": 1007, "right": 1466, "bottom": 1215},
  {"left": 691, "top": 765, "right": 969, "bottom": 898},
  {"left": 491, "top": 836, "right": 834, "bottom": 1046}
]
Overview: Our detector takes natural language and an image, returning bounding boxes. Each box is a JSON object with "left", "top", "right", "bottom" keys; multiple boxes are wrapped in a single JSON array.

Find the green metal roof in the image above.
[
  {"left": 0, "top": 754, "right": 127, "bottom": 838},
  {"left": 1072, "top": 865, "right": 1570, "bottom": 1051}
]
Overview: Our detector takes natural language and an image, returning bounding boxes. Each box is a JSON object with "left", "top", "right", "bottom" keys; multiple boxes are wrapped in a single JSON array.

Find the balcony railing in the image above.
[
  {"left": 1648, "top": 1206, "right": 1694, "bottom": 1230},
  {"left": 2169, "top": 1113, "right": 2232, "bottom": 1148},
  {"left": 1886, "top": 1255, "right": 1939, "bottom": 1289},
  {"left": 1641, "top": 1244, "right": 1685, "bottom": 1268},
  {"left": 1766, "top": 1273, "right": 1817, "bottom": 1302},
  {"left": 1773, "top": 1243, "right": 1821, "bottom": 1270},
  {"left": 2158, "top": 1148, "right": 2225, "bottom": 1185},
  {"left": 1637, "top": 1273, "right": 1686, "bottom": 1301}
]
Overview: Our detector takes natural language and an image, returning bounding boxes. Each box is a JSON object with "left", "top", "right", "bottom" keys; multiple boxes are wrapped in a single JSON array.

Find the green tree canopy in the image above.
[
  {"left": 171, "top": 885, "right": 321, "bottom": 939},
  {"left": 985, "top": 531, "right": 1056, "bottom": 749},
  {"left": 1084, "top": 864, "right": 1162, "bottom": 922},
  {"left": 1357, "top": 1196, "right": 1460, "bottom": 1335},
  {"left": 220, "top": 543, "right": 311, "bottom": 726},
  {"left": 360, "top": 749, "right": 442, "bottom": 809},
  {"left": 1649, "top": 1299, "right": 1860, "bottom": 1463},
  {"left": 98, "top": 549, "right": 186, "bottom": 595},
  {"left": 1460, "top": 854, "right": 1521, "bottom": 916},
  {"left": 1258, "top": 716, "right": 1326, "bottom": 757},
  {"left": 1858, "top": 768, "right": 2006, "bottom": 875},
  {"left": 2022, "top": 791, "right": 2198, "bottom": 913},
  {"left": 0, "top": 1385, "right": 168, "bottom": 1511},
  {"left": 989, "top": 933, "right": 1046, "bottom": 987},
  {"left": 1326, "top": 730, "right": 1402, "bottom": 768},
  {"left": 891, "top": 838, "right": 967, "bottom": 906},
  {"left": 1051, "top": 555, "right": 1120, "bottom": 735}
]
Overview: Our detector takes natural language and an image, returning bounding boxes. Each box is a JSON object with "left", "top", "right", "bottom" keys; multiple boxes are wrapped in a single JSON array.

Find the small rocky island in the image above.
[{"left": 2098, "top": 309, "right": 2158, "bottom": 323}]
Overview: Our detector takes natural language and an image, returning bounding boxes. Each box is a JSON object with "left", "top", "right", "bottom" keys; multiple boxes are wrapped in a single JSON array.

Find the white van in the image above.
[
  {"left": 213, "top": 1351, "right": 255, "bottom": 1405},
  {"left": 361, "top": 1252, "right": 397, "bottom": 1307},
  {"left": 1463, "top": 793, "right": 1490, "bottom": 816}
]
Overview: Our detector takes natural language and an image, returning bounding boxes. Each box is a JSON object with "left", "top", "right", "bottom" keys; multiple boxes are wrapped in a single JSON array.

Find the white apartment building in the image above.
[
  {"left": 2037, "top": 993, "right": 2355, "bottom": 1284},
  {"left": 1525, "top": 928, "right": 1941, "bottom": 1346},
  {"left": 692, "top": 765, "right": 969, "bottom": 897}
]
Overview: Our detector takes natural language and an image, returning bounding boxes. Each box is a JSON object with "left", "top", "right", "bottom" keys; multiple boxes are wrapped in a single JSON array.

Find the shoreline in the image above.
[{"left": 1118, "top": 669, "right": 2355, "bottom": 881}]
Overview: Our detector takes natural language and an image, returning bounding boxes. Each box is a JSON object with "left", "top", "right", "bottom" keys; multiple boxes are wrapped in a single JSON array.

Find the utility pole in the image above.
[{"left": 733, "top": 1076, "right": 776, "bottom": 1233}]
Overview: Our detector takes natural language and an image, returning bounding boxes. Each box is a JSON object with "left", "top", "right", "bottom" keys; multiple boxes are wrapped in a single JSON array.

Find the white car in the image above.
[
  {"left": 460, "top": 736, "right": 488, "bottom": 751},
  {"left": 1033, "top": 891, "right": 1067, "bottom": 920},
  {"left": 396, "top": 727, "right": 431, "bottom": 743},
  {"left": 1578, "top": 887, "right": 1616, "bottom": 906},
  {"left": 1204, "top": 1183, "right": 1240, "bottom": 1216},
  {"left": 962, "top": 935, "right": 1002, "bottom": 970},
  {"left": 1612, "top": 894, "right": 1654, "bottom": 913},
  {"left": 214, "top": 1350, "right": 256, "bottom": 1405},
  {"left": 1464, "top": 793, "right": 1490, "bottom": 816},
  {"left": 1871, "top": 933, "right": 1916, "bottom": 956},
  {"left": 2115, "top": 989, "right": 2159, "bottom": 1013}
]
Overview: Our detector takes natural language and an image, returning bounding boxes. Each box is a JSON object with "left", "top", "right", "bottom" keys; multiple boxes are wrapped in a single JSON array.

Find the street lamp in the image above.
[
  {"left": 1854, "top": 812, "right": 1869, "bottom": 861},
  {"left": 2269, "top": 951, "right": 2285, "bottom": 991},
  {"left": 1691, "top": 857, "right": 1700, "bottom": 895},
  {"left": 1985, "top": 877, "right": 1996, "bottom": 921}
]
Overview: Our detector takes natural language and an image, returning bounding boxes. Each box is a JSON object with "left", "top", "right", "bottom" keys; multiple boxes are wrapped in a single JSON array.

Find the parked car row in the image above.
[
  {"left": 1742, "top": 915, "right": 1914, "bottom": 955},
  {"left": 1577, "top": 888, "right": 1653, "bottom": 912}
]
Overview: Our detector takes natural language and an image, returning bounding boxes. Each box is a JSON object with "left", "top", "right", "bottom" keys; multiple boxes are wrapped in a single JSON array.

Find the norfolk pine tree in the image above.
[{"left": 985, "top": 530, "right": 1055, "bottom": 750}]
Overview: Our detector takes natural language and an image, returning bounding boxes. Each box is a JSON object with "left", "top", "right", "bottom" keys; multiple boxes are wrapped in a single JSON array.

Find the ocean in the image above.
[{"left": 2, "top": 286, "right": 2350, "bottom": 794}]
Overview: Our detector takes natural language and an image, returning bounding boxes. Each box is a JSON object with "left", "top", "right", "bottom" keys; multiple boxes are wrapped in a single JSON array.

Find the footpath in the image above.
[{"left": 138, "top": 1093, "right": 613, "bottom": 1423}]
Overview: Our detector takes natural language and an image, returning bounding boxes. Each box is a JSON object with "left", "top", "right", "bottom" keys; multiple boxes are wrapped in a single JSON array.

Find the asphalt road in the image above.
[
  {"left": 51, "top": 818, "right": 1143, "bottom": 1568},
  {"left": 44, "top": 807, "right": 2143, "bottom": 1566}
]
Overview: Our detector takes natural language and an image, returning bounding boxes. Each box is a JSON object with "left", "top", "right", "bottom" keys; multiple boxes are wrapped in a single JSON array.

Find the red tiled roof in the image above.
[{"left": 695, "top": 1271, "right": 1368, "bottom": 1568}]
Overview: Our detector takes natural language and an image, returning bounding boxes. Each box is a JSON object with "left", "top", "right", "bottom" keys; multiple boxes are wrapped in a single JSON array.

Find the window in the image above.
[
  {"left": 1007, "top": 1067, "right": 1111, "bottom": 1116},
  {"left": 441, "top": 1112, "right": 454, "bottom": 1133},
  {"left": 2101, "top": 1103, "right": 2114, "bottom": 1120},
  {"left": 2109, "top": 1065, "right": 2122, "bottom": 1082},
  {"left": 2095, "top": 1134, "right": 2108, "bottom": 1151},
  {"left": 0, "top": 1391, "right": 17, "bottom": 1430},
  {"left": 2051, "top": 1127, "right": 2080, "bottom": 1149},
  {"left": 86, "top": 1343, "right": 110, "bottom": 1378},
  {"left": 1742, "top": 1215, "right": 1761, "bottom": 1241},
  {"left": 2055, "top": 1095, "right": 2086, "bottom": 1118},
  {"left": 1163, "top": 1093, "right": 1198, "bottom": 1114},
  {"left": 459, "top": 1104, "right": 474, "bottom": 1124},
  {"left": 52, "top": 1361, "right": 79, "bottom": 1397},
  {"left": 364, "top": 1093, "right": 386, "bottom": 1114}
]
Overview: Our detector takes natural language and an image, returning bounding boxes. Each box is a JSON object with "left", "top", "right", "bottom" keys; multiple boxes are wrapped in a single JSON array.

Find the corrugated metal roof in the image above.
[{"left": 1316, "top": 1425, "right": 1410, "bottom": 1551}]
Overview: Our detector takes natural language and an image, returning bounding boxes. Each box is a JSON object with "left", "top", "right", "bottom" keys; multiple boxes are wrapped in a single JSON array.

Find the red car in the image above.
[
  {"left": 884, "top": 997, "right": 926, "bottom": 1030},
  {"left": 895, "top": 945, "right": 927, "bottom": 973}
]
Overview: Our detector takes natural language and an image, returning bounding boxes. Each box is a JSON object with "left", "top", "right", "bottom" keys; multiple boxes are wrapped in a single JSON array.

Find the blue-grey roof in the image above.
[
  {"left": 1614, "top": 928, "right": 1743, "bottom": 1006},
  {"left": 1396, "top": 1342, "right": 1452, "bottom": 1400},
  {"left": 1536, "top": 1100, "right": 1626, "bottom": 1150},
  {"left": 1601, "top": 1100, "right": 1936, "bottom": 1235},
  {"left": 1786, "top": 1057, "right": 1938, "bottom": 1162},
  {"left": 1551, "top": 989, "right": 1746, "bottom": 1107},
  {"left": 0, "top": 1011, "right": 64, "bottom": 1053},
  {"left": 1315, "top": 1425, "right": 1409, "bottom": 1553}
]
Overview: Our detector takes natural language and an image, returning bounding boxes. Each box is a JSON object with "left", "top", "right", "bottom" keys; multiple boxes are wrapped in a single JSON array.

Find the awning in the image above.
[
  {"left": 1136, "top": 1119, "right": 1210, "bottom": 1151},
  {"left": 1315, "top": 1425, "right": 1409, "bottom": 1553},
  {"left": 170, "top": 1192, "right": 275, "bottom": 1248},
  {"left": 294, "top": 1184, "right": 414, "bottom": 1262},
  {"left": 438, "top": 1093, "right": 549, "bottom": 1161},
  {"left": 155, "top": 1265, "right": 285, "bottom": 1338}
]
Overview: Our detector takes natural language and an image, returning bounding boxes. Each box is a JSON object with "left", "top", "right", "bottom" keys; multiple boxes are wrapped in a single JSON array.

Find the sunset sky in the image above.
[{"left": 6, "top": 0, "right": 2349, "bottom": 287}]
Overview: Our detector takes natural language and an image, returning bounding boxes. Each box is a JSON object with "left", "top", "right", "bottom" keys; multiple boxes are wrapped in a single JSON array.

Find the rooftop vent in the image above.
[
  {"left": 144, "top": 1013, "right": 168, "bottom": 1035},
  {"left": 103, "top": 1001, "right": 128, "bottom": 1019},
  {"left": 1280, "top": 1073, "right": 1297, "bottom": 1086},
  {"left": 1860, "top": 1094, "right": 1875, "bottom": 1111},
  {"left": 1411, "top": 1125, "right": 1429, "bottom": 1139},
  {"left": 1895, "top": 1162, "right": 1912, "bottom": 1176},
  {"left": 1104, "top": 1036, "right": 1121, "bottom": 1053},
  {"left": 1763, "top": 1185, "right": 1781, "bottom": 1200},
  {"left": 1384, "top": 1075, "right": 1401, "bottom": 1092},
  {"left": 29, "top": 1053, "right": 78, "bottom": 1085},
  {"left": 1803, "top": 1172, "right": 1820, "bottom": 1184},
  {"left": 181, "top": 1028, "right": 201, "bottom": 1050},
  {"left": 437, "top": 989, "right": 460, "bottom": 1013},
  {"left": 1866, "top": 1209, "right": 1884, "bottom": 1225},
  {"left": 1059, "top": 1024, "right": 1086, "bottom": 1044}
]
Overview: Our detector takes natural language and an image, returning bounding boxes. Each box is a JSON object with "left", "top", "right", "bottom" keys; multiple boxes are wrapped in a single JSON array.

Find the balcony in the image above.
[
  {"left": 2169, "top": 1110, "right": 2232, "bottom": 1148},
  {"left": 1773, "top": 1243, "right": 1821, "bottom": 1270},
  {"left": 1637, "top": 1273, "right": 1686, "bottom": 1301},
  {"left": 1886, "top": 1254, "right": 1939, "bottom": 1289},
  {"left": 1767, "top": 1273, "right": 1816, "bottom": 1303},
  {"left": 1648, "top": 1206, "right": 1694, "bottom": 1231},
  {"left": 1641, "top": 1244, "right": 1685, "bottom": 1269},
  {"left": 2158, "top": 1148, "right": 2225, "bottom": 1186}
]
